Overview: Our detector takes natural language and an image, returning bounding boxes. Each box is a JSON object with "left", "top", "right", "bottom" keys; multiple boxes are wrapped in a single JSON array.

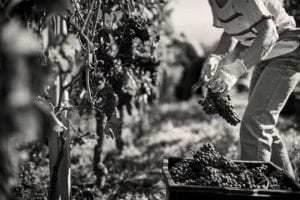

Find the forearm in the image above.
[
  {"left": 212, "top": 32, "right": 237, "bottom": 56},
  {"left": 239, "top": 19, "right": 278, "bottom": 69},
  {"left": 218, "top": 19, "right": 278, "bottom": 80},
  {"left": 220, "top": 42, "right": 247, "bottom": 65}
]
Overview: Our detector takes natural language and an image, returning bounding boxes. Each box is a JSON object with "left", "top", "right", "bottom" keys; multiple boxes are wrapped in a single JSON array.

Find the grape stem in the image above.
[{"left": 81, "top": 0, "right": 96, "bottom": 33}]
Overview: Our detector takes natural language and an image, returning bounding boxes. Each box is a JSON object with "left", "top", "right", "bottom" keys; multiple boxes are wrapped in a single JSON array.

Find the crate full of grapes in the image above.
[{"left": 162, "top": 144, "right": 300, "bottom": 200}]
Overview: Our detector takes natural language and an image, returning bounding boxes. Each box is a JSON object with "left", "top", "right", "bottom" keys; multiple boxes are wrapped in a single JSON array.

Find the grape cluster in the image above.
[
  {"left": 170, "top": 143, "right": 292, "bottom": 190},
  {"left": 127, "top": 16, "right": 150, "bottom": 42},
  {"left": 268, "top": 169, "right": 290, "bottom": 190},
  {"left": 133, "top": 55, "right": 160, "bottom": 86},
  {"left": 107, "top": 14, "right": 160, "bottom": 112},
  {"left": 169, "top": 161, "right": 198, "bottom": 185},
  {"left": 115, "top": 15, "right": 151, "bottom": 66},
  {"left": 95, "top": 86, "right": 118, "bottom": 119},
  {"left": 192, "top": 143, "right": 240, "bottom": 171},
  {"left": 198, "top": 89, "right": 241, "bottom": 126}
]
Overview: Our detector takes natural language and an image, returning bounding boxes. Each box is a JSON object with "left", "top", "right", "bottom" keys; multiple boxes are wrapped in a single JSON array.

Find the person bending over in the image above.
[{"left": 202, "top": 0, "right": 300, "bottom": 179}]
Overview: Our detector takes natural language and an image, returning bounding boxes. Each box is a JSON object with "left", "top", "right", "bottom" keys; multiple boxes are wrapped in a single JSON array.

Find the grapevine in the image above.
[
  {"left": 0, "top": 0, "right": 170, "bottom": 198},
  {"left": 170, "top": 143, "right": 292, "bottom": 190},
  {"left": 70, "top": 0, "right": 169, "bottom": 187},
  {"left": 198, "top": 89, "right": 241, "bottom": 126}
]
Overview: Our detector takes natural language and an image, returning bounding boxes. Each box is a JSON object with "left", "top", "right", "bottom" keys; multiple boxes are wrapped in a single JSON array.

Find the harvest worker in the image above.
[{"left": 202, "top": 0, "right": 300, "bottom": 179}]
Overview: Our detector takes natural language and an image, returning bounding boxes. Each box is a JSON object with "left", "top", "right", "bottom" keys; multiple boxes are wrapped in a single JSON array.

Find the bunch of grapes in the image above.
[
  {"left": 268, "top": 169, "right": 290, "bottom": 190},
  {"left": 127, "top": 16, "right": 150, "bottom": 42},
  {"left": 133, "top": 55, "right": 160, "bottom": 86},
  {"left": 193, "top": 144, "right": 242, "bottom": 172},
  {"left": 170, "top": 143, "right": 292, "bottom": 190},
  {"left": 169, "top": 161, "right": 198, "bottom": 185},
  {"left": 199, "top": 89, "right": 241, "bottom": 126},
  {"left": 95, "top": 86, "right": 118, "bottom": 119},
  {"left": 114, "top": 15, "right": 151, "bottom": 66}
]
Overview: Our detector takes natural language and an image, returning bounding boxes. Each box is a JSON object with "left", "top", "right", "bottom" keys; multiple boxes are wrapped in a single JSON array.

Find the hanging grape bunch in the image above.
[
  {"left": 198, "top": 89, "right": 241, "bottom": 126},
  {"left": 170, "top": 144, "right": 292, "bottom": 190}
]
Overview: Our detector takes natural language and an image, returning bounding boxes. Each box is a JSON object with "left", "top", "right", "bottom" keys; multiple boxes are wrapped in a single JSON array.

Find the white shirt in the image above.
[{"left": 209, "top": 0, "right": 299, "bottom": 60}]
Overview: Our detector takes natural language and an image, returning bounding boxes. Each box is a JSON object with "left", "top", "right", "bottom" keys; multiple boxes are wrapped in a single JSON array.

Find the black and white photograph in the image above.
[{"left": 0, "top": 0, "right": 300, "bottom": 199}]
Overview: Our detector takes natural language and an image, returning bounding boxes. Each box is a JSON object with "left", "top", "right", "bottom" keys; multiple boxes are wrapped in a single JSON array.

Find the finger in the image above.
[
  {"left": 210, "top": 64, "right": 218, "bottom": 72},
  {"left": 192, "top": 82, "right": 202, "bottom": 92},
  {"left": 209, "top": 78, "right": 222, "bottom": 90},
  {"left": 218, "top": 83, "right": 228, "bottom": 94},
  {"left": 211, "top": 86, "right": 222, "bottom": 93},
  {"left": 201, "top": 65, "right": 211, "bottom": 79},
  {"left": 208, "top": 71, "right": 220, "bottom": 85},
  {"left": 206, "top": 71, "right": 215, "bottom": 81},
  {"left": 211, "top": 84, "right": 224, "bottom": 93},
  {"left": 222, "top": 88, "right": 230, "bottom": 96},
  {"left": 208, "top": 76, "right": 215, "bottom": 86},
  {"left": 203, "top": 75, "right": 211, "bottom": 83},
  {"left": 202, "top": 79, "right": 210, "bottom": 88},
  {"left": 202, "top": 86, "right": 208, "bottom": 98},
  {"left": 212, "top": 81, "right": 226, "bottom": 93}
]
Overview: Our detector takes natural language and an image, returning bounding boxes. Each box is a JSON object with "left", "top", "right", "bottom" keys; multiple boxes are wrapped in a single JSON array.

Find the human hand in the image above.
[
  {"left": 192, "top": 54, "right": 222, "bottom": 93},
  {"left": 201, "top": 54, "right": 222, "bottom": 83},
  {"left": 208, "top": 59, "right": 247, "bottom": 94},
  {"left": 208, "top": 69, "right": 238, "bottom": 94}
]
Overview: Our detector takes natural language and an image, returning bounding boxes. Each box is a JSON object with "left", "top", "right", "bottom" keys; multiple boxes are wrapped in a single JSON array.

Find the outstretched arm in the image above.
[
  {"left": 213, "top": 31, "right": 237, "bottom": 56},
  {"left": 219, "top": 42, "right": 247, "bottom": 65}
]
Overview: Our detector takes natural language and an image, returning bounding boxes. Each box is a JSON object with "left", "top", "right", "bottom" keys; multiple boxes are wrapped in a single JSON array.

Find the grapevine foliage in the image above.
[
  {"left": 72, "top": 0, "right": 167, "bottom": 136},
  {"left": 0, "top": 0, "right": 170, "bottom": 195},
  {"left": 198, "top": 89, "right": 241, "bottom": 126},
  {"left": 170, "top": 144, "right": 292, "bottom": 190},
  {"left": 68, "top": 0, "right": 169, "bottom": 187}
]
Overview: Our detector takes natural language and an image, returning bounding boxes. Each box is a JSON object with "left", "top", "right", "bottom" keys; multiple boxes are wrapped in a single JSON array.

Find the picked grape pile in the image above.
[
  {"left": 170, "top": 144, "right": 291, "bottom": 190},
  {"left": 198, "top": 89, "right": 241, "bottom": 126}
]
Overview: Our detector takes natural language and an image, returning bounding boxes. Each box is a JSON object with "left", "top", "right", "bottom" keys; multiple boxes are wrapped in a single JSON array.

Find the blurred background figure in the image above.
[{"left": 172, "top": 33, "right": 205, "bottom": 100}]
